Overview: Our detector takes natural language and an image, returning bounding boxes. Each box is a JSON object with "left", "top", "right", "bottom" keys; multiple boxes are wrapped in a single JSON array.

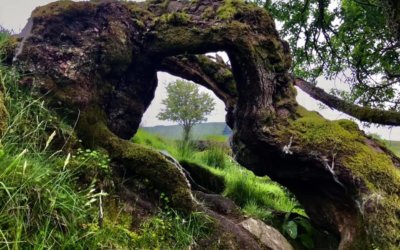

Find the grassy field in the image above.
[
  {"left": 142, "top": 122, "right": 231, "bottom": 139},
  {"left": 132, "top": 129, "right": 315, "bottom": 248}
]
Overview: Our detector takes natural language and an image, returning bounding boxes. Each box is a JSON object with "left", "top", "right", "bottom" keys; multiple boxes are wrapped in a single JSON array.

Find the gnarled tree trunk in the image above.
[{"left": 14, "top": 0, "right": 400, "bottom": 249}]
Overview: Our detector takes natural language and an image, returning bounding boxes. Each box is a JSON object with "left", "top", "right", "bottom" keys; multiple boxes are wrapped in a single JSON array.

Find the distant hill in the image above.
[{"left": 142, "top": 122, "right": 232, "bottom": 139}]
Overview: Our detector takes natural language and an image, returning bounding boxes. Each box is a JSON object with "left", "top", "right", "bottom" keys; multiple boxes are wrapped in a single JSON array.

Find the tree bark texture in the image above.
[{"left": 14, "top": 0, "right": 400, "bottom": 249}]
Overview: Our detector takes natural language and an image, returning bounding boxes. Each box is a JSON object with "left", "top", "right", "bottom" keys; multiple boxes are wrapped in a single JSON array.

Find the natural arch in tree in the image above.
[{"left": 12, "top": 0, "right": 400, "bottom": 249}]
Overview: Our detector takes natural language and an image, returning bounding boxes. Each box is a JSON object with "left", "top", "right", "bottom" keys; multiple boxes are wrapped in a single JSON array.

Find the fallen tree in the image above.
[{"left": 13, "top": 0, "right": 400, "bottom": 249}]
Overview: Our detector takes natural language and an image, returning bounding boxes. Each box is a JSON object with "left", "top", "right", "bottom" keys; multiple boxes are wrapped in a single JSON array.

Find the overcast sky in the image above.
[{"left": 1, "top": 0, "right": 399, "bottom": 140}]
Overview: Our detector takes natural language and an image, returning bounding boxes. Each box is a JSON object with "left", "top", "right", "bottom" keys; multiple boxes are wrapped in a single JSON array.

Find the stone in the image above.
[{"left": 239, "top": 218, "right": 293, "bottom": 250}]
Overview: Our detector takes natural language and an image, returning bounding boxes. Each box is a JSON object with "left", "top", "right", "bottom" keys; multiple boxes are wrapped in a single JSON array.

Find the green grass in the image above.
[
  {"left": 200, "top": 146, "right": 226, "bottom": 169},
  {"left": 0, "top": 54, "right": 96, "bottom": 248},
  {"left": 0, "top": 32, "right": 212, "bottom": 249},
  {"left": 143, "top": 122, "right": 231, "bottom": 140},
  {"left": 132, "top": 128, "right": 175, "bottom": 153},
  {"left": 204, "top": 134, "right": 229, "bottom": 142},
  {"left": 132, "top": 129, "right": 314, "bottom": 248},
  {"left": 132, "top": 128, "right": 305, "bottom": 218},
  {"left": 0, "top": 148, "right": 94, "bottom": 249},
  {"left": 87, "top": 207, "right": 211, "bottom": 250}
]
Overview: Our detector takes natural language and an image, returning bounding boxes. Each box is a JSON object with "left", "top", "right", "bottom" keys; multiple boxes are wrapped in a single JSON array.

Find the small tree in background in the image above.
[{"left": 158, "top": 80, "right": 216, "bottom": 141}]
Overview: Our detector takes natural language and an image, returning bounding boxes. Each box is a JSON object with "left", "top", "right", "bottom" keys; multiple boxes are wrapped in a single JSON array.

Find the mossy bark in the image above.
[
  {"left": 76, "top": 106, "right": 195, "bottom": 212},
  {"left": 14, "top": 0, "right": 400, "bottom": 248}
]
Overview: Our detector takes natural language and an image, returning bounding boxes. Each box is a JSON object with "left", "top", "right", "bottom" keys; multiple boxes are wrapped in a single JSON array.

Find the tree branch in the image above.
[
  {"left": 294, "top": 77, "right": 400, "bottom": 126},
  {"left": 161, "top": 55, "right": 400, "bottom": 127}
]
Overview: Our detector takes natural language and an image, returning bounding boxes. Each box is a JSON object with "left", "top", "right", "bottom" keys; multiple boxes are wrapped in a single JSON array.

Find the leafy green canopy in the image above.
[
  {"left": 158, "top": 80, "right": 216, "bottom": 140},
  {"left": 260, "top": 0, "right": 400, "bottom": 110}
]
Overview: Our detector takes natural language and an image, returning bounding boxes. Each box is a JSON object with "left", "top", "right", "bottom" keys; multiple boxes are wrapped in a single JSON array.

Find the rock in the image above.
[
  {"left": 239, "top": 218, "right": 293, "bottom": 250},
  {"left": 194, "top": 191, "right": 240, "bottom": 216}
]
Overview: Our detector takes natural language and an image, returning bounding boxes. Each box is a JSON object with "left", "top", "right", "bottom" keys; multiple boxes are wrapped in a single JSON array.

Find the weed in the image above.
[{"left": 282, "top": 209, "right": 315, "bottom": 249}]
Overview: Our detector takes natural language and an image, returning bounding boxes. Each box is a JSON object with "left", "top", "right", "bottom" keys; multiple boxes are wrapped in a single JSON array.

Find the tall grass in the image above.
[
  {"left": 0, "top": 32, "right": 211, "bottom": 249},
  {"left": 135, "top": 210, "right": 212, "bottom": 249},
  {"left": 132, "top": 128, "right": 305, "bottom": 218},
  {"left": 0, "top": 150, "right": 95, "bottom": 249},
  {"left": 132, "top": 128, "right": 316, "bottom": 248},
  {"left": 201, "top": 146, "right": 226, "bottom": 169},
  {"left": 0, "top": 34, "right": 97, "bottom": 248}
]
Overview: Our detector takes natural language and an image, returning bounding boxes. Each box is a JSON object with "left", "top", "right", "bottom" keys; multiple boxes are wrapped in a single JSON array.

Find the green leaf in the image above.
[{"left": 284, "top": 220, "right": 298, "bottom": 239}]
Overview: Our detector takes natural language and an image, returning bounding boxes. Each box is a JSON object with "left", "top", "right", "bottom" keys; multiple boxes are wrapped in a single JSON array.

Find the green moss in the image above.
[
  {"left": 120, "top": 144, "right": 195, "bottom": 212},
  {"left": 280, "top": 107, "right": 400, "bottom": 248},
  {"left": 159, "top": 12, "right": 191, "bottom": 25},
  {"left": 0, "top": 35, "right": 18, "bottom": 63},
  {"left": 32, "top": 1, "right": 95, "bottom": 19},
  {"left": 336, "top": 119, "right": 360, "bottom": 132},
  {"left": 100, "top": 21, "right": 133, "bottom": 74},
  {"left": 125, "top": 2, "right": 154, "bottom": 22},
  {"left": 217, "top": 0, "right": 239, "bottom": 20},
  {"left": 77, "top": 106, "right": 195, "bottom": 213},
  {"left": 201, "top": 6, "right": 215, "bottom": 19},
  {"left": 196, "top": 55, "right": 237, "bottom": 96},
  {"left": 134, "top": 19, "right": 145, "bottom": 29}
]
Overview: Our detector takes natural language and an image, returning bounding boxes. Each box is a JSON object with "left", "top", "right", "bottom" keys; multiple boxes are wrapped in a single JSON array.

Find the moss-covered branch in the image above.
[{"left": 295, "top": 78, "right": 400, "bottom": 126}]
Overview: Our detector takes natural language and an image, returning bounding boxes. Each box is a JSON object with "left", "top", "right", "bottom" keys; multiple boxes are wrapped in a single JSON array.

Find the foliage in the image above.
[
  {"left": 221, "top": 163, "right": 302, "bottom": 214},
  {"left": 282, "top": 209, "right": 315, "bottom": 249},
  {"left": 0, "top": 148, "right": 96, "bottom": 249},
  {"left": 135, "top": 193, "right": 212, "bottom": 249},
  {"left": 132, "top": 128, "right": 313, "bottom": 247},
  {"left": 176, "top": 140, "right": 196, "bottom": 160},
  {"left": 158, "top": 80, "right": 215, "bottom": 141},
  {"left": 88, "top": 202, "right": 212, "bottom": 250},
  {"left": 0, "top": 34, "right": 98, "bottom": 248},
  {"left": 258, "top": 0, "right": 400, "bottom": 110},
  {"left": 132, "top": 128, "right": 305, "bottom": 217},
  {"left": 242, "top": 200, "right": 273, "bottom": 221},
  {"left": 201, "top": 146, "right": 226, "bottom": 169},
  {"left": 0, "top": 67, "right": 73, "bottom": 154}
]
